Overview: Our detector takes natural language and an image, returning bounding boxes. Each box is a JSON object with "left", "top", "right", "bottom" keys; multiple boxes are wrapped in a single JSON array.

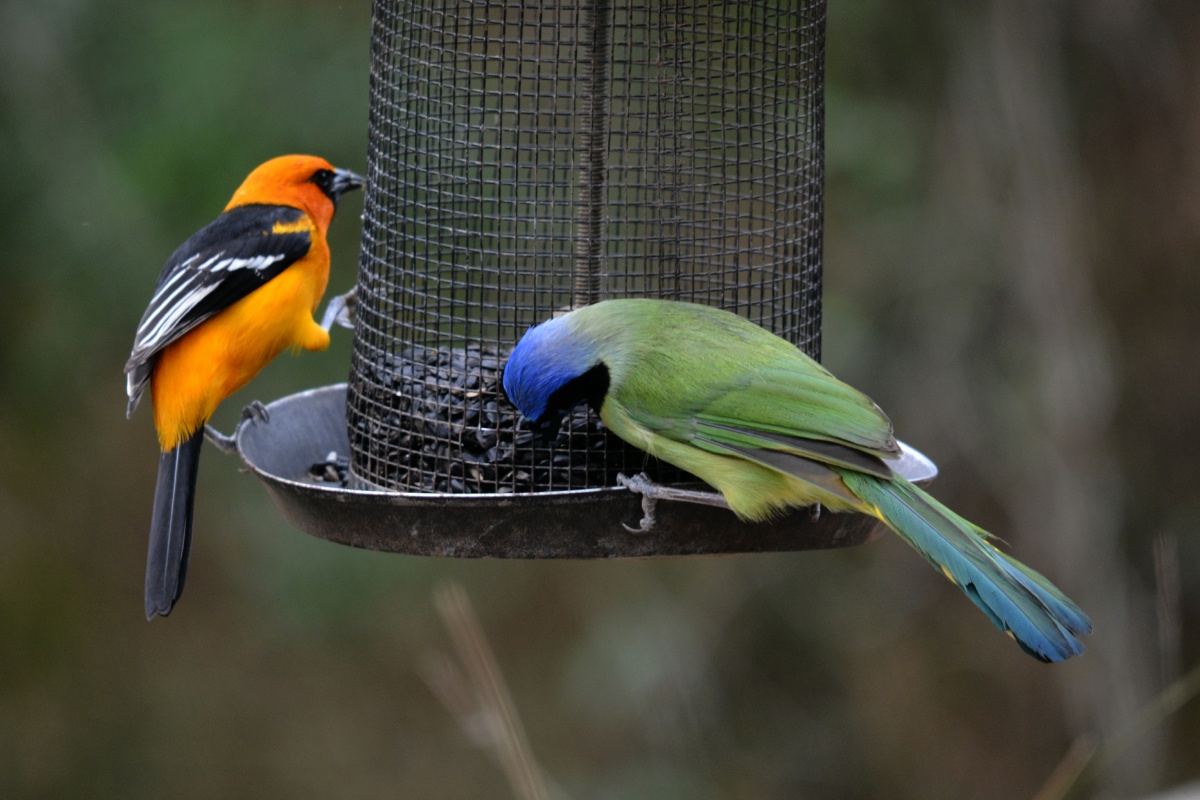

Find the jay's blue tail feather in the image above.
[{"left": 837, "top": 471, "right": 1092, "bottom": 662}]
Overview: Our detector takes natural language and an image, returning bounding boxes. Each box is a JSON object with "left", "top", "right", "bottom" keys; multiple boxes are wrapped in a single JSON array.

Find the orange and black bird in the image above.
[{"left": 125, "top": 155, "right": 364, "bottom": 619}]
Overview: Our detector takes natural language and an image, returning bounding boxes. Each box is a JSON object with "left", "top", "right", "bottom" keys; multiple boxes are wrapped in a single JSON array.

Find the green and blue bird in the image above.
[{"left": 501, "top": 299, "right": 1092, "bottom": 662}]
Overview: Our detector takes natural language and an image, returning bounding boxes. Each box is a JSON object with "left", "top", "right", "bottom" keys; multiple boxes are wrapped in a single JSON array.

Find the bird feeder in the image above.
[{"left": 227, "top": 0, "right": 937, "bottom": 556}]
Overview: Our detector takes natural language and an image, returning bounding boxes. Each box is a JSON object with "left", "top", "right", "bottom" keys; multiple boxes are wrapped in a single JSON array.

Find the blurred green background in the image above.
[{"left": 2, "top": 1, "right": 1199, "bottom": 798}]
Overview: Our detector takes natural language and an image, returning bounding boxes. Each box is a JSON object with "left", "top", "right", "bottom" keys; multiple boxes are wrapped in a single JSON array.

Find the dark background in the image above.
[{"left": 2, "top": 1, "right": 1198, "bottom": 797}]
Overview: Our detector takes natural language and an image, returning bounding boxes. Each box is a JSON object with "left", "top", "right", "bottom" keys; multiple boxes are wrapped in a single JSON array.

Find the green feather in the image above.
[{"left": 570, "top": 300, "right": 897, "bottom": 459}]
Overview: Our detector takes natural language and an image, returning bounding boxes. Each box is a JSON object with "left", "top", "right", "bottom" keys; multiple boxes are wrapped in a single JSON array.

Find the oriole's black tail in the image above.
[{"left": 145, "top": 429, "right": 203, "bottom": 619}]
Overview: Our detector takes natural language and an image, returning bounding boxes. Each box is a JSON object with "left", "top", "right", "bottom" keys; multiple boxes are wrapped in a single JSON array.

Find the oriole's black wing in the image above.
[{"left": 124, "top": 203, "right": 312, "bottom": 416}]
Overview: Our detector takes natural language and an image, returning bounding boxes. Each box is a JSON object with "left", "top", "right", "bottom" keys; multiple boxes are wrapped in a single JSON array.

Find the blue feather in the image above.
[
  {"left": 503, "top": 315, "right": 597, "bottom": 421},
  {"left": 837, "top": 470, "right": 1092, "bottom": 663}
]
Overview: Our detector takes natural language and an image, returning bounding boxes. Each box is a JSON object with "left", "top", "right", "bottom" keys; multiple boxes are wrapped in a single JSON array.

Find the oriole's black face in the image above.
[{"left": 311, "top": 167, "right": 365, "bottom": 205}]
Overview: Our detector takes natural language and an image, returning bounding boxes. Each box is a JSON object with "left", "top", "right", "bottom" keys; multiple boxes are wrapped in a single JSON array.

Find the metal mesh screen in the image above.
[{"left": 348, "top": 0, "right": 826, "bottom": 493}]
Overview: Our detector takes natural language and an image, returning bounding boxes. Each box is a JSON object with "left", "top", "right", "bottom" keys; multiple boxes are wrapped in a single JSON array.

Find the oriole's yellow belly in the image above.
[{"left": 151, "top": 261, "right": 329, "bottom": 451}]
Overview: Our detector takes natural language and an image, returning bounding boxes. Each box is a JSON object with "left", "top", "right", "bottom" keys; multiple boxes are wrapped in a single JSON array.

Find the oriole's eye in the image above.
[{"left": 311, "top": 169, "right": 334, "bottom": 189}]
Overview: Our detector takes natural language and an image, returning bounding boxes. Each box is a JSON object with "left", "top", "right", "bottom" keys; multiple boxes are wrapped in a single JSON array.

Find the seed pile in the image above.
[
  {"left": 308, "top": 451, "right": 349, "bottom": 485},
  {"left": 339, "top": 345, "right": 682, "bottom": 493}
]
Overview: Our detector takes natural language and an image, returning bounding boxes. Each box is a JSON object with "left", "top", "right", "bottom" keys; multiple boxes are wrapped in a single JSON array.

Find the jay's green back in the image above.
[{"left": 568, "top": 299, "right": 898, "bottom": 467}]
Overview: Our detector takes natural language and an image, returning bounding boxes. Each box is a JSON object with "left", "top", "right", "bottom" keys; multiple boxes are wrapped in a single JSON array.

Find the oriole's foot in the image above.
[
  {"left": 204, "top": 424, "right": 236, "bottom": 455},
  {"left": 243, "top": 400, "right": 270, "bottom": 425},
  {"left": 203, "top": 401, "right": 270, "bottom": 455},
  {"left": 320, "top": 287, "right": 358, "bottom": 331}
]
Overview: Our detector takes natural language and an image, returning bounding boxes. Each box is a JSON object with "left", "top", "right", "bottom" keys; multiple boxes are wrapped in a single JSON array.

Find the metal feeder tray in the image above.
[{"left": 227, "top": 383, "right": 939, "bottom": 558}]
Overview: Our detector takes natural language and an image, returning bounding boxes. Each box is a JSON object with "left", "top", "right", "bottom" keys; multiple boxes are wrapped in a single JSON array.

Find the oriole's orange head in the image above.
[{"left": 224, "top": 155, "right": 364, "bottom": 232}]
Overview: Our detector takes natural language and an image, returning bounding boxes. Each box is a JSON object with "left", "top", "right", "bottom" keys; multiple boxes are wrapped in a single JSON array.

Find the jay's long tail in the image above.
[
  {"left": 837, "top": 470, "right": 1092, "bottom": 662},
  {"left": 145, "top": 429, "right": 203, "bottom": 619}
]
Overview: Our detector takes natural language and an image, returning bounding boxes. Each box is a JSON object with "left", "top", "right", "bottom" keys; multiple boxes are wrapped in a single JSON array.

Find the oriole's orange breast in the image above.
[{"left": 151, "top": 244, "right": 331, "bottom": 451}]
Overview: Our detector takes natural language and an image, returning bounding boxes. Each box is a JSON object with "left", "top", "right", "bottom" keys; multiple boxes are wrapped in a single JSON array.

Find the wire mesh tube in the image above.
[
  {"left": 574, "top": 0, "right": 611, "bottom": 308},
  {"left": 347, "top": 0, "right": 826, "bottom": 493}
]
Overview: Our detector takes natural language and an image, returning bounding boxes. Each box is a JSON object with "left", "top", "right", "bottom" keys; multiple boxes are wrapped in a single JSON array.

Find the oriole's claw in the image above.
[
  {"left": 243, "top": 400, "right": 270, "bottom": 425},
  {"left": 203, "top": 401, "right": 269, "bottom": 455},
  {"left": 320, "top": 287, "right": 358, "bottom": 331}
]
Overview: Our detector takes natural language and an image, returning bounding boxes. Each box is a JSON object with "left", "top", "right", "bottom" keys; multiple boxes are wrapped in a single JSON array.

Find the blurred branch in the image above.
[
  {"left": 1031, "top": 736, "right": 1096, "bottom": 800},
  {"left": 420, "top": 582, "right": 555, "bottom": 800},
  {"left": 1034, "top": 659, "right": 1200, "bottom": 800},
  {"left": 1153, "top": 532, "right": 1182, "bottom": 688}
]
